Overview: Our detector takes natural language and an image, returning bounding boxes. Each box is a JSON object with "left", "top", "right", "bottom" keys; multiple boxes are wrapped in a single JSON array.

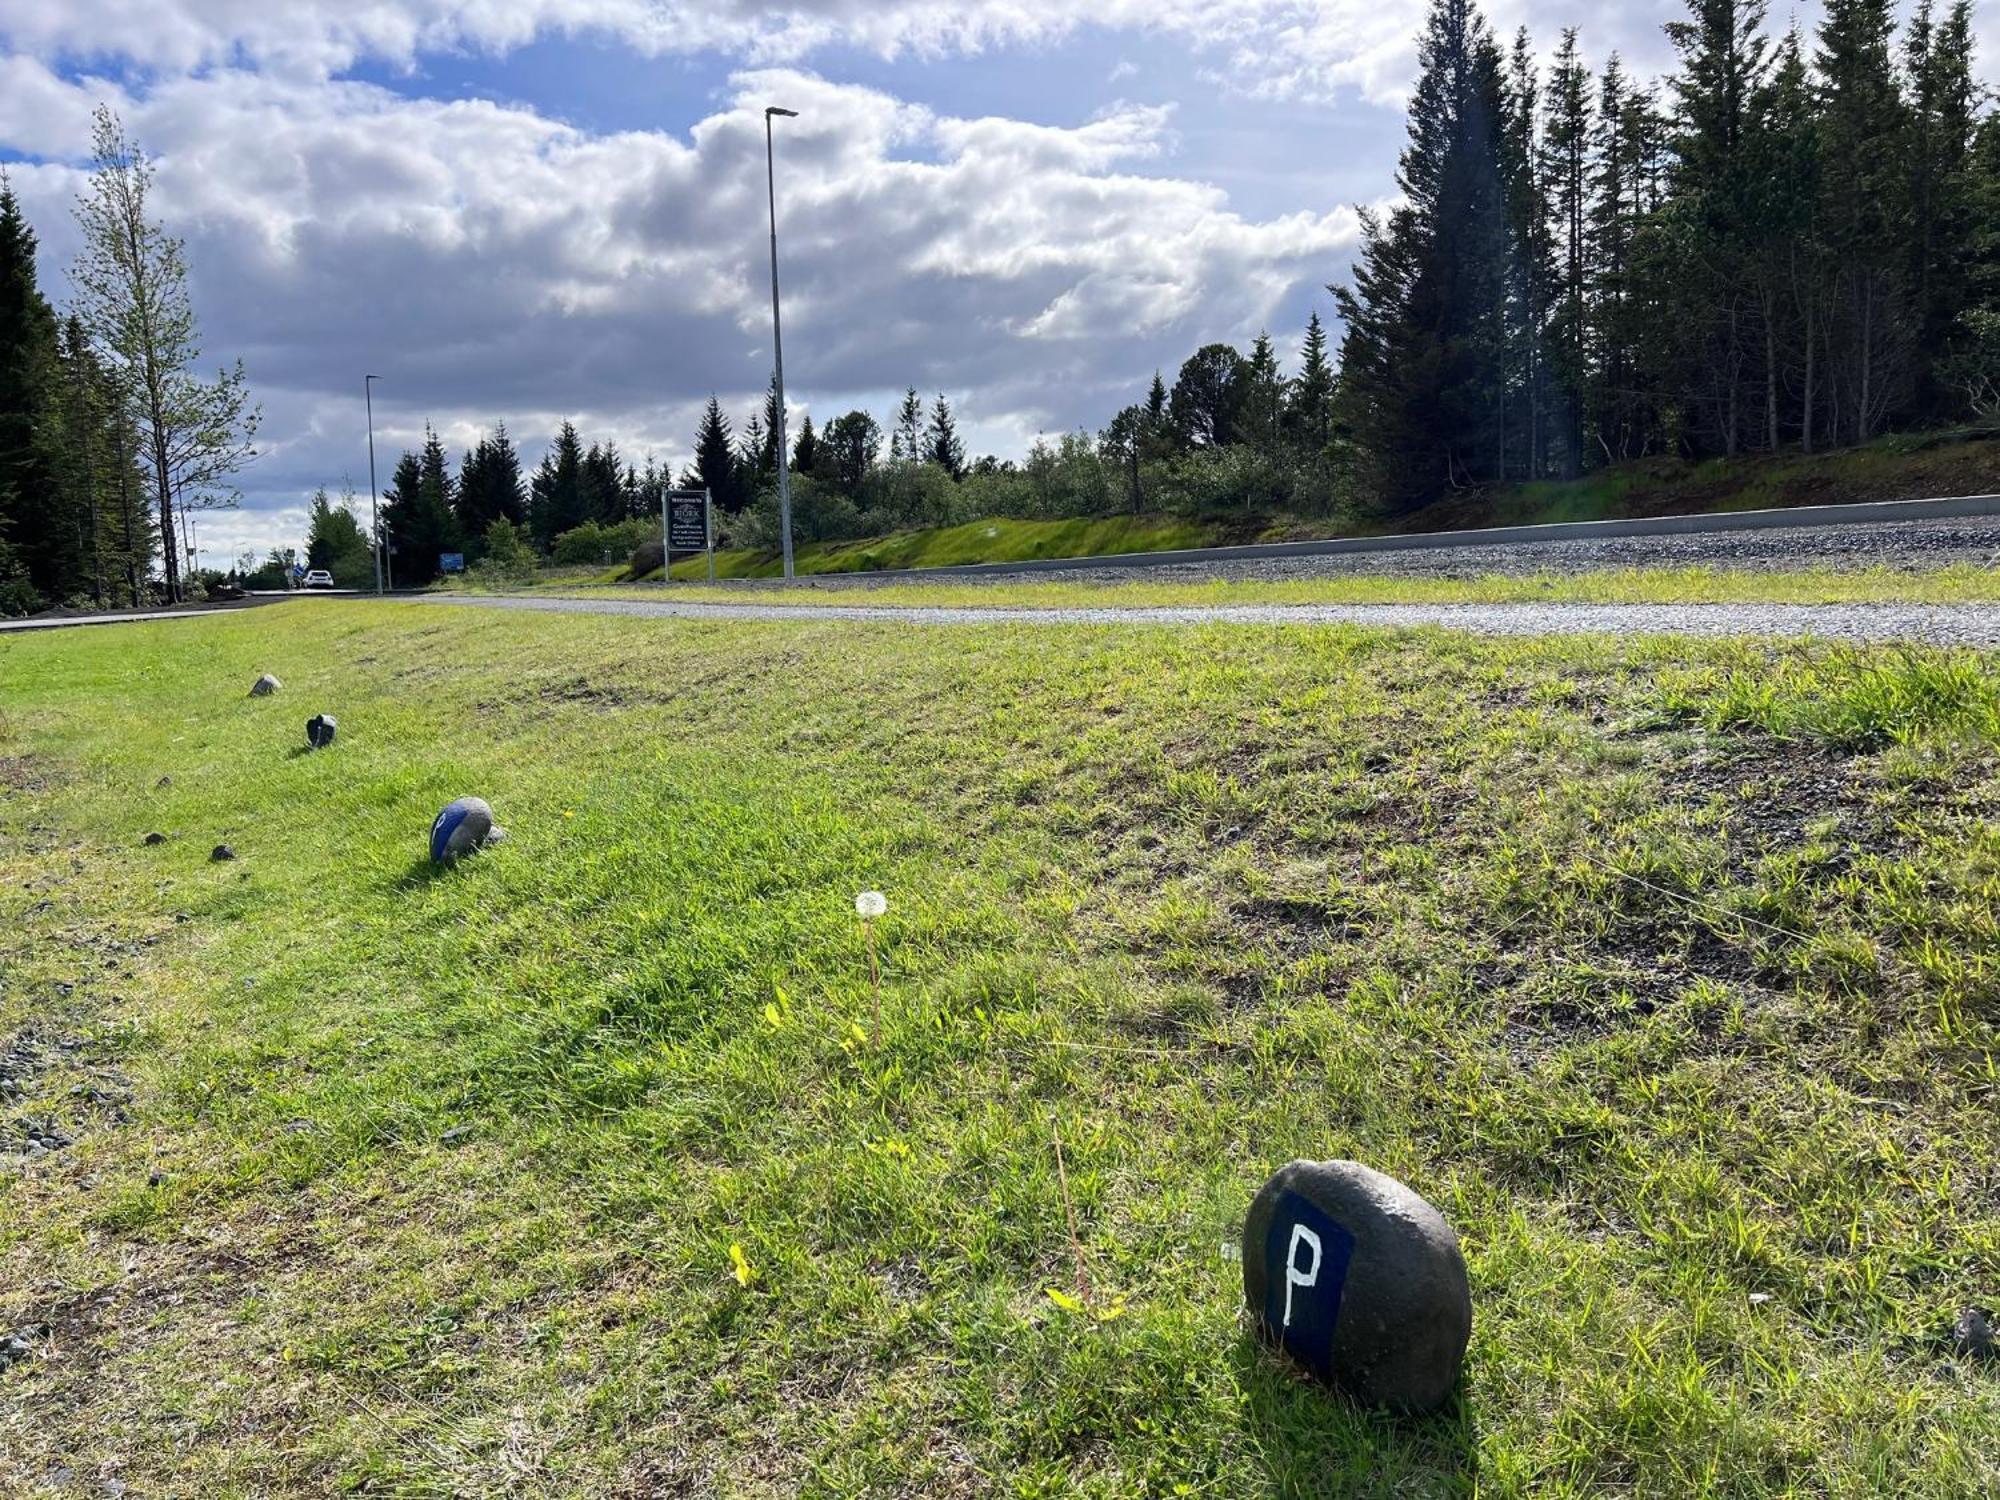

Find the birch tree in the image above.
[{"left": 71, "top": 107, "right": 257, "bottom": 601}]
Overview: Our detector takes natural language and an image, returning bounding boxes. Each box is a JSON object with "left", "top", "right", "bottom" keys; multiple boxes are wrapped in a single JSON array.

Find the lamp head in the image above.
[{"left": 766, "top": 106, "right": 798, "bottom": 118}]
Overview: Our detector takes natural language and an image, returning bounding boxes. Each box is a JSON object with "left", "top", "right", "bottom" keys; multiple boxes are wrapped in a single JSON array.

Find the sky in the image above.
[{"left": 0, "top": 0, "right": 1985, "bottom": 564}]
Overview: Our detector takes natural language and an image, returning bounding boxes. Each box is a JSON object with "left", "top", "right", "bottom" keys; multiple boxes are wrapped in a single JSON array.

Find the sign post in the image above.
[{"left": 662, "top": 488, "right": 713, "bottom": 583}]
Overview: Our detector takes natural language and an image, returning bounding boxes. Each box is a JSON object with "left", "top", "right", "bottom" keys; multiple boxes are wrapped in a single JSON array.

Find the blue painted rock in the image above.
[
  {"left": 306, "top": 714, "right": 337, "bottom": 750},
  {"left": 249, "top": 674, "right": 281, "bottom": 697},
  {"left": 1242, "top": 1159, "right": 1471, "bottom": 1412},
  {"left": 429, "top": 797, "right": 506, "bottom": 864}
]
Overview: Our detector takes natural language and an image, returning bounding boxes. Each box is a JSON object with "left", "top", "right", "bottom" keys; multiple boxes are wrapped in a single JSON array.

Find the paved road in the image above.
[
  {"left": 0, "top": 606, "right": 240, "bottom": 633},
  {"left": 409, "top": 591, "right": 2000, "bottom": 645}
]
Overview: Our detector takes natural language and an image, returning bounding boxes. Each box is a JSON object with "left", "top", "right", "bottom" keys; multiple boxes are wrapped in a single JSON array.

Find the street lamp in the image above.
[
  {"left": 364, "top": 373, "right": 383, "bottom": 594},
  {"left": 764, "top": 105, "right": 798, "bottom": 581}
]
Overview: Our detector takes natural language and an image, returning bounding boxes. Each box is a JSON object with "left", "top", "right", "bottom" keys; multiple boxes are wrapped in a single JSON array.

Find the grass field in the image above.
[
  {"left": 3, "top": 602, "right": 1998, "bottom": 1497},
  {"left": 650, "top": 516, "right": 1219, "bottom": 582},
  {"left": 577, "top": 560, "right": 2000, "bottom": 611}
]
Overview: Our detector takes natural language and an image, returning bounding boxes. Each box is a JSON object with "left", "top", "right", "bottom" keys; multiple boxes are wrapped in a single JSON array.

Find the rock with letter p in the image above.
[
  {"left": 429, "top": 796, "right": 507, "bottom": 865},
  {"left": 1241, "top": 1159, "right": 1470, "bottom": 1412}
]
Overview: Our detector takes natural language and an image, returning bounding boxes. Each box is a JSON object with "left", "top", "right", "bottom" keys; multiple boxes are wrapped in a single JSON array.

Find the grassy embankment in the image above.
[
  {"left": 2, "top": 602, "right": 1997, "bottom": 1495},
  {"left": 617, "top": 428, "right": 2000, "bottom": 584}
]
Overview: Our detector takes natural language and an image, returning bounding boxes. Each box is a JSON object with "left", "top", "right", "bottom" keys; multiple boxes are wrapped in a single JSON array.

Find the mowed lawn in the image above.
[{"left": 1, "top": 601, "right": 1996, "bottom": 1498}]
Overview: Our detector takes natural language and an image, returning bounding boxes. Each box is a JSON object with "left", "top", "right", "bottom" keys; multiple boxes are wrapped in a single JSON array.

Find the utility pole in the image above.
[
  {"left": 365, "top": 374, "right": 384, "bottom": 593},
  {"left": 764, "top": 105, "right": 799, "bottom": 580}
]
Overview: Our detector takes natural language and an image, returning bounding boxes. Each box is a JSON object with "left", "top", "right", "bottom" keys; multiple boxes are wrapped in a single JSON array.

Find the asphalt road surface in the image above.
[{"left": 406, "top": 591, "right": 2000, "bottom": 645}]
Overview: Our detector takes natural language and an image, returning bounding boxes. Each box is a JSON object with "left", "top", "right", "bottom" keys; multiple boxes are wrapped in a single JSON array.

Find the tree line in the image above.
[
  {"left": 0, "top": 109, "right": 258, "bottom": 613},
  {"left": 1334, "top": 0, "right": 1997, "bottom": 511}
]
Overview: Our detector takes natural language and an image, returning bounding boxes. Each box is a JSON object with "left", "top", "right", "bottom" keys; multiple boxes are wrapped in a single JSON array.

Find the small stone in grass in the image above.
[
  {"left": 143, "top": 832, "right": 166, "bottom": 846},
  {"left": 249, "top": 674, "right": 281, "bottom": 697},
  {"left": 1242, "top": 1158, "right": 1472, "bottom": 1413},
  {"left": 1953, "top": 1306, "right": 1996, "bottom": 1360},
  {"left": 156, "top": 775, "right": 172, "bottom": 787},
  {"left": 440, "top": 1125, "right": 473, "bottom": 1144},
  {"left": 306, "top": 713, "right": 337, "bottom": 750},
  {"left": 210, "top": 844, "right": 236, "bottom": 862},
  {"left": 429, "top": 797, "right": 506, "bottom": 864}
]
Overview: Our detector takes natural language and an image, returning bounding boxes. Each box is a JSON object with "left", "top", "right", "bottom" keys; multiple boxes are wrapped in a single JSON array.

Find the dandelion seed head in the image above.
[{"left": 855, "top": 891, "right": 888, "bottom": 920}]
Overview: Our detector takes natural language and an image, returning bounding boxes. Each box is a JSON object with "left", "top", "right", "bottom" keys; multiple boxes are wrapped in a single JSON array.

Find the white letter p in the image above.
[{"left": 1282, "top": 1223, "right": 1321, "bottom": 1329}]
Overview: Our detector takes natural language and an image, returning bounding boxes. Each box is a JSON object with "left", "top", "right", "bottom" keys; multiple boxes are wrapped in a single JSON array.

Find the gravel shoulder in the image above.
[
  {"left": 719, "top": 514, "right": 2000, "bottom": 590},
  {"left": 411, "top": 591, "right": 2000, "bottom": 645}
]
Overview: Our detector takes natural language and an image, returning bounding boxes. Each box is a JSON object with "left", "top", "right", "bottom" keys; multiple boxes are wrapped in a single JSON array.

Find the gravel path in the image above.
[
  {"left": 736, "top": 514, "right": 2000, "bottom": 592},
  {"left": 412, "top": 591, "right": 2000, "bottom": 645}
]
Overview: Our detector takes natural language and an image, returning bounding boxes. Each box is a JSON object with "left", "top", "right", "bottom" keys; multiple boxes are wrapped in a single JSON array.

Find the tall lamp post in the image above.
[
  {"left": 764, "top": 105, "right": 798, "bottom": 581},
  {"left": 364, "top": 373, "right": 384, "bottom": 594}
]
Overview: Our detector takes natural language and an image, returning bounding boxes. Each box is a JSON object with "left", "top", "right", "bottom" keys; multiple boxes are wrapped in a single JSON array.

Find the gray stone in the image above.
[
  {"left": 210, "top": 844, "right": 236, "bottom": 862},
  {"left": 143, "top": 832, "right": 166, "bottom": 846},
  {"left": 429, "top": 797, "right": 505, "bottom": 864},
  {"left": 1953, "top": 1306, "right": 1995, "bottom": 1360},
  {"left": 1241, "top": 1159, "right": 1471, "bottom": 1412},
  {"left": 249, "top": 674, "right": 281, "bottom": 696}
]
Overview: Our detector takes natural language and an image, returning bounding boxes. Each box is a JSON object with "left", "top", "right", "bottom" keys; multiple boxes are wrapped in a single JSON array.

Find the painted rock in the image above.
[
  {"left": 430, "top": 797, "right": 506, "bottom": 864},
  {"left": 306, "top": 714, "right": 337, "bottom": 750},
  {"left": 1242, "top": 1159, "right": 1471, "bottom": 1412},
  {"left": 249, "top": 674, "right": 281, "bottom": 696}
]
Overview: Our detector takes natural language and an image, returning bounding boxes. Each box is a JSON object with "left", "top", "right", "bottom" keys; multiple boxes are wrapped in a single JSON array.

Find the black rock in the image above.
[
  {"left": 210, "top": 844, "right": 236, "bottom": 862},
  {"left": 143, "top": 832, "right": 167, "bottom": 846},
  {"left": 1242, "top": 1159, "right": 1472, "bottom": 1412},
  {"left": 249, "top": 674, "right": 281, "bottom": 697},
  {"left": 306, "top": 713, "right": 338, "bottom": 750},
  {"left": 1953, "top": 1306, "right": 1996, "bottom": 1360}
]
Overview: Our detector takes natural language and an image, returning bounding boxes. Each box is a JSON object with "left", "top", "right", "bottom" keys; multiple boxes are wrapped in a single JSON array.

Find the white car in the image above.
[{"left": 302, "top": 569, "right": 335, "bottom": 589}]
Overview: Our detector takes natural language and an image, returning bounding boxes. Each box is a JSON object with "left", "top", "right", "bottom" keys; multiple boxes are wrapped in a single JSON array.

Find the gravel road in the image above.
[
  {"left": 738, "top": 514, "right": 2000, "bottom": 591},
  {"left": 411, "top": 592, "right": 2000, "bottom": 645}
]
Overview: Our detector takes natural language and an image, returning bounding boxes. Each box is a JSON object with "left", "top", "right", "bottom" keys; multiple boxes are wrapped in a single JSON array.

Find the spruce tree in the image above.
[
  {"left": 925, "top": 395, "right": 966, "bottom": 479},
  {"left": 1541, "top": 27, "right": 1592, "bottom": 474},
  {"left": 1814, "top": 0, "right": 1909, "bottom": 442},
  {"left": 792, "top": 413, "right": 818, "bottom": 476},
  {"left": 0, "top": 180, "right": 59, "bottom": 607},
  {"left": 892, "top": 388, "right": 924, "bottom": 462},
  {"left": 1334, "top": 0, "right": 1513, "bottom": 509},
  {"left": 527, "top": 421, "right": 588, "bottom": 549},
  {"left": 685, "top": 397, "right": 744, "bottom": 513},
  {"left": 1285, "top": 312, "right": 1336, "bottom": 452}
]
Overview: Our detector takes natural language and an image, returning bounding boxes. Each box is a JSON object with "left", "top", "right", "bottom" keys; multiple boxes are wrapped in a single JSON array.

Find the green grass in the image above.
[
  {"left": 3, "top": 603, "right": 1998, "bottom": 1497},
  {"left": 564, "top": 560, "right": 2000, "bottom": 610},
  {"left": 650, "top": 514, "right": 1219, "bottom": 581}
]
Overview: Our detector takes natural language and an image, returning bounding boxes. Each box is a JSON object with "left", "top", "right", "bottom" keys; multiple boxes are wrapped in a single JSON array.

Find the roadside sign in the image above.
[
  {"left": 662, "top": 488, "right": 715, "bottom": 582},
  {"left": 440, "top": 552, "right": 465, "bottom": 573}
]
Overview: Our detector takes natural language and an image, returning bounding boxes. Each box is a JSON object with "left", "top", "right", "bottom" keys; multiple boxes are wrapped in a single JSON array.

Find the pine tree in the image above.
[
  {"left": 1541, "top": 28, "right": 1592, "bottom": 474},
  {"left": 1334, "top": 0, "right": 1513, "bottom": 508},
  {"left": 892, "top": 387, "right": 924, "bottom": 462},
  {"left": 685, "top": 397, "right": 744, "bottom": 513},
  {"left": 580, "top": 440, "right": 625, "bottom": 525},
  {"left": 1902, "top": 0, "right": 1979, "bottom": 421},
  {"left": 456, "top": 423, "right": 526, "bottom": 535},
  {"left": 380, "top": 425, "right": 460, "bottom": 581},
  {"left": 925, "top": 395, "right": 966, "bottom": 479},
  {"left": 1663, "top": 0, "right": 1774, "bottom": 455},
  {"left": 1239, "top": 332, "right": 1285, "bottom": 458},
  {"left": 792, "top": 413, "right": 818, "bottom": 476},
  {"left": 1814, "top": 0, "right": 1909, "bottom": 442},
  {"left": 527, "top": 421, "right": 587, "bottom": 549},
  {"left": 0, "top": 179, "right": 60, "bottom": 607},
  {"left": 1285, "top": 313, "right": 1336, "bottom": 452}
]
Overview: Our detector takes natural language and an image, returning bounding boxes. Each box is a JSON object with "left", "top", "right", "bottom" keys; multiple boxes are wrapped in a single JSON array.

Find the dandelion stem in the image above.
[
  {"left": 867, "top": 920, "right": 880, "bottom": 1048},
  {"left": 1052, "top": 1124, "right": 1090, "bottom": 1309}
]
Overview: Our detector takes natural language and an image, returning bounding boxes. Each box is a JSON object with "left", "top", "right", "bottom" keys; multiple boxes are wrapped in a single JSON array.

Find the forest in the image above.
[{"left": 2, "top": 0, "right": 1996, "bottom": 599}]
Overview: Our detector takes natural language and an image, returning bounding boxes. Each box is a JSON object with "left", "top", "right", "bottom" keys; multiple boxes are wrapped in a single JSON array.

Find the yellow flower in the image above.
[{"left": 729, "top": 1242, "right": 756, "bottom": 1288}]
